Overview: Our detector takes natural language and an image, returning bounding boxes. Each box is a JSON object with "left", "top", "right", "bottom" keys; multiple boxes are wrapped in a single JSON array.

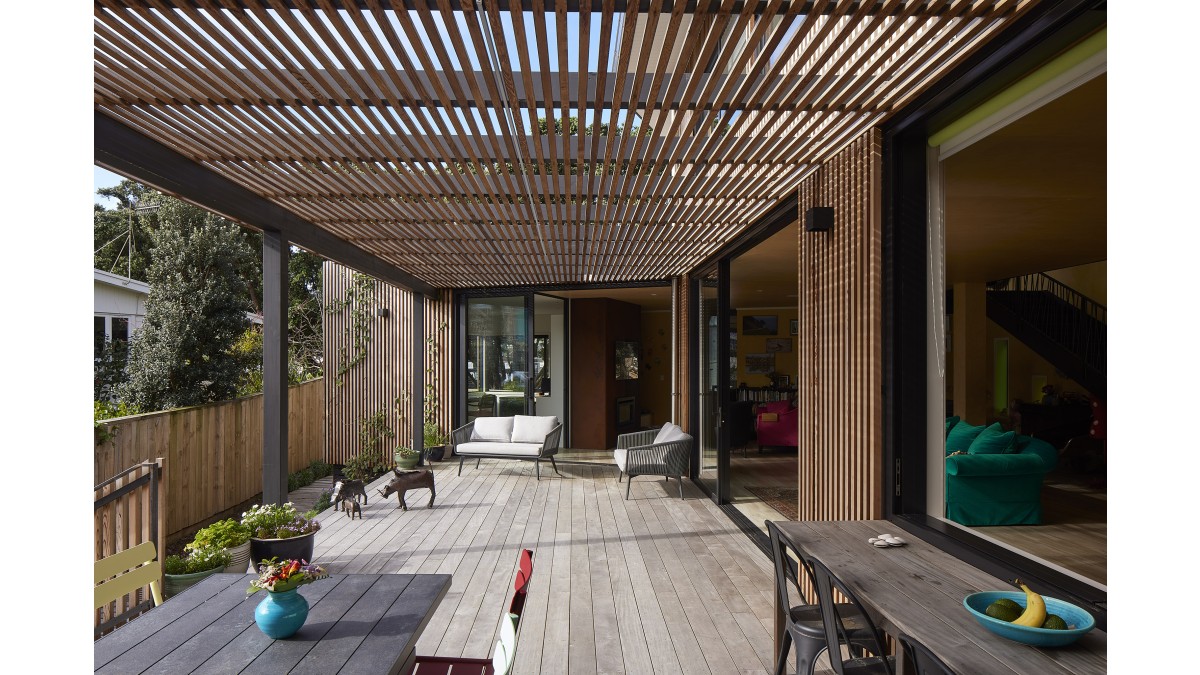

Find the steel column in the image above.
[{"left": 263, "top": 230, "right": 289, "bottom": 504}]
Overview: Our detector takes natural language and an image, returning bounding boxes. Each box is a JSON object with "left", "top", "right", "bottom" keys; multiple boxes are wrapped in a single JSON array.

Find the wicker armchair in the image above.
[{"left": 614, "top": 424, "right": 692, "bottom": 500}]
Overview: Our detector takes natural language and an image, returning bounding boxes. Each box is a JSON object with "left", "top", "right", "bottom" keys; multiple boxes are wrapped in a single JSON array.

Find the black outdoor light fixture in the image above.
[
  {"left": 377, "top": 307, "right": 389, "bottom": 318},
  {"left": 804, "top": 206, "right": 834, "bottom": 232}
]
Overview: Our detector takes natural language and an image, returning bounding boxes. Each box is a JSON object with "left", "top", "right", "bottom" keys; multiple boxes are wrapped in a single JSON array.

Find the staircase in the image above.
[{"left": 987, "top": 273, "right": 1106, "bottom": 399}]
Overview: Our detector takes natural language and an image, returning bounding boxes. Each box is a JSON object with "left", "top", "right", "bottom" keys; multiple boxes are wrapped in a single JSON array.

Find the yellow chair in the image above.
[{"left": 95, "top": 541, "right": 163, "bottom": 614}]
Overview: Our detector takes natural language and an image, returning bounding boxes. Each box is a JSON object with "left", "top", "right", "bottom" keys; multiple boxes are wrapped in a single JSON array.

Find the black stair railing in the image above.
[{"left": 986, "top": 273, "right": 1106, "bottom": 396}]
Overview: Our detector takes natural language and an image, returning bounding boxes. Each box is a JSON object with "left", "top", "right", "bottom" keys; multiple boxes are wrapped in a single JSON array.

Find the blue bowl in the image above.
[{"left": 963, "top": 591, "right": 1095, "bottom": 647}]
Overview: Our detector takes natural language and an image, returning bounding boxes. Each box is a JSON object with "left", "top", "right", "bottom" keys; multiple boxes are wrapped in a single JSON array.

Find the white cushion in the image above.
[
  {"left": 654, "top": 422, "right": 685, "bottom": 445},
  {"left": 613, "top": 448, "right": 628, "bottom": 472},
  {"left": 472, "top": 416, "right": 514, "bottom": 442},
  {"left": 456, "top": 442, "right": 542, "bottom": 457},
  {"left": 512, "top": 415, "right": 559, "bottom": 444}
]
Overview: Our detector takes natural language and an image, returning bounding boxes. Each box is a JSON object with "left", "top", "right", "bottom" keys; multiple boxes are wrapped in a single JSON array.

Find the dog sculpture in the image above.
[
  {"left": 342, "top": 498, "right": 361, "bottom": 519},
  {"left": 331, "top": 478, "right": 367, "bottom": 514},
  {"left": 377, "top": 469, "right": 435, "bottom": 511}
]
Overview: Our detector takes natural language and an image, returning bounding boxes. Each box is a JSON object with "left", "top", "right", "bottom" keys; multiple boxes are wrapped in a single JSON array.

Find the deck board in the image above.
[{"left": 309, "top": 459, "right": 778, "bottom": 674}]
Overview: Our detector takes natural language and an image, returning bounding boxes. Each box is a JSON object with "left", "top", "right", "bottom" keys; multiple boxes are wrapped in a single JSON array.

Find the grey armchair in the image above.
[{"left": 614, "top": 423, "right": 692, "bottom": 499}]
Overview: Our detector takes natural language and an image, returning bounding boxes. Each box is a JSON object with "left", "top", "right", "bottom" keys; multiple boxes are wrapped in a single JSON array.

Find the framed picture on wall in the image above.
[
  {"left": 778, "top": 375, "right": 790, "bottom": 387},
  {"left": 743, "top": 315, "right": 778, "bottom": 335},
  {"left": 745, "top": 353, "right": 775, "bottom": 374},
  {"left": 790, "top": 319, "right": 798, "bottom": 336},
  {"left": 765, "top": 338, "right": 791, "bottom": 353}
]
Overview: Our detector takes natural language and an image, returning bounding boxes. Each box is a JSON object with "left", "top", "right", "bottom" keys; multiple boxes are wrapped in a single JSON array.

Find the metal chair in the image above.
[
  {"left": 805, "top": 555, "right": 896, "bottom": 675},
  {"left": 897, "top": 633, "right": 956, "bottom": 675},
  {"left": 95, "top": 541, "right": 163, "bottom": 638}
]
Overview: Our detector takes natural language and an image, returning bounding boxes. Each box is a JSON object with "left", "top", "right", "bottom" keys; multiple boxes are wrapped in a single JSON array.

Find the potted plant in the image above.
[
  {"left": 163, "top": 545, "right": 232, "bottom": 598},
  {"left": 395, "top": 445, "right": 420, "bottom": 470},
  {"left": 247, "top": 558, "right": 329, "bottom": 639},
  {"left": 188, "top": 518, "right": 253, "bottom": 573},
  {"left": 242, "top": 502, "right": 321, "bottom": 570},
  {"left": 423, "top": 420, "right": 447, "bottom": 462}
]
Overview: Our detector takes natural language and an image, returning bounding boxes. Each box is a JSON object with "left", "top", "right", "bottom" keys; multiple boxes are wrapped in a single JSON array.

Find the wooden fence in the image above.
[
  {"left": 95, "top": 459, "right": 163, "bottom": 637},
  {"left": 94, "top": 378, "right": 324, "bottom": 539}
]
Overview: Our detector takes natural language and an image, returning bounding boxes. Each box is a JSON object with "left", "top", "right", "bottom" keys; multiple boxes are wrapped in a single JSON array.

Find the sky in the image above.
[{"left": 94, "top": 166, "right": 124, "bottom": 208}]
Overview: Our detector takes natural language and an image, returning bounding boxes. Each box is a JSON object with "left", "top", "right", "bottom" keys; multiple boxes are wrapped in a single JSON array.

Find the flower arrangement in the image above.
[
  {"left": 164, "top": 545, "right": 232, "bottom": 575},
  {"left": 187, "top": 518, "right": 251, "bottom": 551},
  {"left": 248, "top": 558, "right": 329, "bottom": 595},
  {"left": 241, "top": 503, "right": 321, "bottom": 540}
]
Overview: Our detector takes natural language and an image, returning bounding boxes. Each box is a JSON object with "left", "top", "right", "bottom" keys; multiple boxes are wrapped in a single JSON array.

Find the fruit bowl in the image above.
[{"left": 963, "top": 591, "right": 1095, "bottom": 647}]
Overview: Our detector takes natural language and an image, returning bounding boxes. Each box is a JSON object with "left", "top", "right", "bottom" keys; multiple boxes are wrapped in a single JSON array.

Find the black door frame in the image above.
[{"left": 880, "top": 0, "right": 1108, "bottom": 626}]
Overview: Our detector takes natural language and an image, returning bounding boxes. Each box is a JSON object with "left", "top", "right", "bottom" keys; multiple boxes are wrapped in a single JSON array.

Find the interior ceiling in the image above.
[
  {"left": 944, "top": 74, "right": 1107, "bottom": 284},
  {"left": 548, "top": 286, "right": 672, "bottom": 311},
  {"left": 94, "top": 1, "right": 1033, "bottom": 289},
  {"left": 731, "top": 220, "right": 799, "bottom": 308}
]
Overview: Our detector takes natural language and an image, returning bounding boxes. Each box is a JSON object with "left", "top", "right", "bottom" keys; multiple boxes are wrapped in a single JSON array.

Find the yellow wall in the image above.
[
  {"left": 734, "top": 307, "right": 799, "bottom": 387},
  {"left": 1046, "top": 261, "right": 1106, "bottom": 305},
  {"left": 640, "top": 310, "right": 674, "bottom": 427}
]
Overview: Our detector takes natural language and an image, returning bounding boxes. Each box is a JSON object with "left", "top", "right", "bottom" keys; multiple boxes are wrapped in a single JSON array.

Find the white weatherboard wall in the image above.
[{"left": 94, "top": 269, "right": 149, "bottom": 334}]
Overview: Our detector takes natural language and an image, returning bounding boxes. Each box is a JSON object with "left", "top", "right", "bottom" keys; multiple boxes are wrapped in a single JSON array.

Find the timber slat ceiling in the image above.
[{"left": 95, "top": 0, "right": 1034, "bottom": 288}]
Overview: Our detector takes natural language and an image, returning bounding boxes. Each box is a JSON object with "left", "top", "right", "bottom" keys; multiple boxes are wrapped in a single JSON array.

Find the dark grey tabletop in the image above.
[
  {"left": 94, "top": 573, "right": 451, "bottom": 675},
  {"left": 772, "top": 520, "right": 1106, "bottom": 675}
]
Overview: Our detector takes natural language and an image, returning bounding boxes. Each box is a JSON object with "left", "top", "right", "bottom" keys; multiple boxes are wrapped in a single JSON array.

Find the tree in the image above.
[
  {"left": 119, "top": 208, "right": 254, "bottom": 410},
  {"left": 94, "top": 181, "right": 160, "bottom": 281},
  {"left": 288, "top": 249, "right": 324, "bottom": 380}
]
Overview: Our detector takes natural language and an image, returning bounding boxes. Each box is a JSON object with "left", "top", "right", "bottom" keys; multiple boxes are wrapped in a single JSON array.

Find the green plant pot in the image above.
[
  {"left": 163, "top": 566, "right": 224, "bottom": 599},
  {"left": 395, "top": 453, "right": 420, "bottom": 469}
]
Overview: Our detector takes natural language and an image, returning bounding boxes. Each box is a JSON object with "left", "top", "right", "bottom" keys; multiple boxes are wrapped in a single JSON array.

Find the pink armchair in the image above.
[{"left": 756, "top": 402, "right": 798, "bottom": 451}]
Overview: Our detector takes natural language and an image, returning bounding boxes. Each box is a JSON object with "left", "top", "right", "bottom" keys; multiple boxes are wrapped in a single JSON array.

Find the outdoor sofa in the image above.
[{"left": 451, "top": 414, "right": 563, "bottom": 479}]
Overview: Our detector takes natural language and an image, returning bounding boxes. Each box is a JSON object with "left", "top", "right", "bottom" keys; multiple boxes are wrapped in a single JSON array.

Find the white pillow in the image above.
[
  {"left": 472, "top": 416, "right": 515, "bottom": 442},
  {"left": 654, "top": 422, "right": 683, "bottom": 445},
  {"left": 512, "top": 415, "right": 559, "bottom": 444}
]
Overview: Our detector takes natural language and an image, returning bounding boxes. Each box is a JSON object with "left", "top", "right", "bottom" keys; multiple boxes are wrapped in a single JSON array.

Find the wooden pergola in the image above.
[{"left": 94, "top": 0, "right": 1036, "bottom": 503}]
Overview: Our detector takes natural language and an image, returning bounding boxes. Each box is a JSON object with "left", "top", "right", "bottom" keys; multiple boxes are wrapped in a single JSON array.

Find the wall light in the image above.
[{"left": 804, "top": 207, "right": 834, "bottom": 232}]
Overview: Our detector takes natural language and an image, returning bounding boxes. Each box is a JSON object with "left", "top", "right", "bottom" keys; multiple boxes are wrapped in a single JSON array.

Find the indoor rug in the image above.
[{"left": 746, "top": 486, "right": 799, "bottom": 521}]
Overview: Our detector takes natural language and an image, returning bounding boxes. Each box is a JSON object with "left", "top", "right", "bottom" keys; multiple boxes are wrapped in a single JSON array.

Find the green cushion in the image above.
[
  {"left": 945, "top": 421, "right": 985, "bottom": 454},
  {"left": 967, "top": 423, "right": 1015, "bottom": 455},
  {"left": 945, "top": 416, "right": 961, "bottom": 437}
]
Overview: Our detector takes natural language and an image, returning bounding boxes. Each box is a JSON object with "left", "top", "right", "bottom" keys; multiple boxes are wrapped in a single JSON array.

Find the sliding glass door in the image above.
[
  {"left": 696, "top": 266, "right": 729, "bottom": 501},
  {"left": 464, "top": 295, "right": 531, "bottom": 421}
]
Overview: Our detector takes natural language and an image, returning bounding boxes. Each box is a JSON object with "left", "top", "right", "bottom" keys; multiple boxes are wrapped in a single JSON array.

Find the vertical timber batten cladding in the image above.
[
  {"left": 93, "top": 380, "right": 323, "bottom": 540},
  {"left": 796, "top": 130, "right": 884, "bottom": 521},
  {"left": 322, "top": 262, "right": 453, "bottom": 465}
]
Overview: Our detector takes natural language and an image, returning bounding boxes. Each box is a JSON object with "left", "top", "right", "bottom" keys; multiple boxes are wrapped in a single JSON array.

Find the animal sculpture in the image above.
[
  {"left": 377, "top": 469, "right": 436, "bottom": 511},
  {"left": 331, "top": 478, "right": 367, "bottom": 513}
]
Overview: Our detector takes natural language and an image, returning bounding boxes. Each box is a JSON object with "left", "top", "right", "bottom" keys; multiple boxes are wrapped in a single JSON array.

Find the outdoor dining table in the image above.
[
  {"left": 772, "top": 520, "right": 1106, "bottom": 675},
  {"left": 94, "top": 572, "right": 451, "bottom": 674}
]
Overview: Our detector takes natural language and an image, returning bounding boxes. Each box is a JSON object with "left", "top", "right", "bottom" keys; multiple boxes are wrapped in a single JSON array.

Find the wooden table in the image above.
[
  {"left": 94, "top": 573, "right": 451, "bottom": 674},
  {"left": 772, "top": 520, "right": 1106, "bottom": 674}
]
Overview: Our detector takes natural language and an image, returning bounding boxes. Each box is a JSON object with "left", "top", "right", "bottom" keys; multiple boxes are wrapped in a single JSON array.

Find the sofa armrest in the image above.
[
  {"left": 540, "top": 424, "right": 563, "bottom": 457},
  {"left": 450, "top": 421, "right": 475, "bottom": 454},
  {"left": 946, "top": 453, "right": 1046, "bottom": 477},
  {"left": 617, "top": 428, "right": 658, "bottom": 450}
]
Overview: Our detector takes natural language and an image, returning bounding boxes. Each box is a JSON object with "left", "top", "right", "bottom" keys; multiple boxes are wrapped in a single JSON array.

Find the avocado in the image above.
[{"left": 985, "top": 600, "right": 1022, "bottom": 622}]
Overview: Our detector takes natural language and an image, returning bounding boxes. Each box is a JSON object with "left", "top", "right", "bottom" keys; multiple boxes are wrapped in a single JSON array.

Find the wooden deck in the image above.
[{"left": 311, "top": 458, "right": 779, "bottom": 675}]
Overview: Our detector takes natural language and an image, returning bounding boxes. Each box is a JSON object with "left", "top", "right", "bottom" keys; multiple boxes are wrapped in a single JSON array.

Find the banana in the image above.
[{"left": 1011, "top": 580, "right": 1047, "bottom": 627}]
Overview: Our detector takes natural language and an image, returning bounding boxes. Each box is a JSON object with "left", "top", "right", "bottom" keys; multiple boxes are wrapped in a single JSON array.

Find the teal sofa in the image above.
[{"left": 944, "top": 418, "right": 1057, "bottom": 526}]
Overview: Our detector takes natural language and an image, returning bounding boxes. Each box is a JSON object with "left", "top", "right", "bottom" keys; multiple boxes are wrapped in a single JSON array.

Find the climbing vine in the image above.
[{"left": 326, "top": 272, "right": 375, "bottom": 385}]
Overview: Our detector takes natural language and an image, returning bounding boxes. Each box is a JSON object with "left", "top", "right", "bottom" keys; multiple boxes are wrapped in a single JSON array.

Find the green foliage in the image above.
[
  {"left": 309, "top": 460, "right": 332, "bottom": 479},
  {"left": 395, "top": 446, "right": 419, "bottom": 458},
  {"left": 422, "top": 321, "right": 448, "bottom": 448},
  {"left": 94, "top": 338, "right": 131, "bottom": 402},
  {"left": 289, "top": 250, "right": 324, "bottom": 380},
  {"left": 500, "top": 379, "right": 525, "bottom": 391},
  {"left": 164, "top": 547, "right": 231, "bottom": 575},
  {"left": 326, "top": 272, "right": 376, "bottom": 385},
  {"left": 188, "top": 518, "right": 251, "bottom": 550},
  {"left": 94, "top": 182, "right": 159, "bottom": 282},
  {"left": 343, "top": 452, "right": 393, "bottom": 482},
  {"left": 231, "top": 327, "right": 264, "bottom": 398},
  {"left": 313, "top": 490, "right": 332, "bottom": 514},
  {"left": 357, "top": 408, "right": 395, "bottom": 456},
  {"left": 118, "top": 211, "right": 254, "bottom": 411},
  {"left": 94, "top": 399, "right": 140, "bottom": 445}
]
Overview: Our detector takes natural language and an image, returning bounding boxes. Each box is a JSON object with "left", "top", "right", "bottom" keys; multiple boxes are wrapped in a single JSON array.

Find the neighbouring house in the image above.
[{"left": 93, "top": 268, "right": 148, "bottom": 356}]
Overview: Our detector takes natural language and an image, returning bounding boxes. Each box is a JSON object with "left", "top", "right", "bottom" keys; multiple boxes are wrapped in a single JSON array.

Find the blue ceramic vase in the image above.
[{"left": 254, "top": 588, "right": 309, "bottom": 639}]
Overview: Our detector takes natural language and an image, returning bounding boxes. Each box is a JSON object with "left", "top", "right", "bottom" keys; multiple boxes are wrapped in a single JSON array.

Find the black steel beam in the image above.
[
  {"left": 413, "top": 294, "right": 426, "bottom": 464},
  {"left": 94, "top": 111, "right": 437, "bottom": 297},
  {"left": 263, "top": 230, "right": 290, "bottom": 505}
]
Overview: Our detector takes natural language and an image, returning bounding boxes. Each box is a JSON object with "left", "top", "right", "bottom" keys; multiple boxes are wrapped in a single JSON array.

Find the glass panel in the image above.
[
  {"left": 94, "top": 316, "right": 106, "bottom": 359},
  {"left": 466, "top": 296, "right": 528, "bottom": 422},
  {"left": 532, "top": 293, "right": 566, "bottom": 439},
  {"left": 112, "top": 317, "right": 130, "bottom": 357},
  {"left": 697, "top": 272, "right": 720, "bottom": 494}
]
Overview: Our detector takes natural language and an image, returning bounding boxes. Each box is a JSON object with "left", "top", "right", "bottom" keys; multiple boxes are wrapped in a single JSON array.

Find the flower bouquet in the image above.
[
  {"left": 248, "top": 557, "right": 328, "bottom": 594},
  {"left": 247, "top": 557, "right": 329, "bottom": 639}
]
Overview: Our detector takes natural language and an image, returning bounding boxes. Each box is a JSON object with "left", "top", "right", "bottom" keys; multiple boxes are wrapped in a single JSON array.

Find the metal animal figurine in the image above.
[
  {"left": 377, "top": 469, "right": 436, "bottom": 511},
  {"left": 342, "top": 498, "right": 361, "bottom": 519},
  {"left": 331, "top": 478, "right": 367, "bottom": 513}
]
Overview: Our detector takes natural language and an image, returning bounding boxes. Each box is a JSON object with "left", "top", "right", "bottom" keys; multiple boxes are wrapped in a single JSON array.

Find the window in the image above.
[{"left": 95, "top": 316, "right": 107, "bottom": 358}]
